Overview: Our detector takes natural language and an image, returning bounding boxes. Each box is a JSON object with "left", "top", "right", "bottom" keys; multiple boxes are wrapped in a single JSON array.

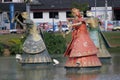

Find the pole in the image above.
[
  {"left": 9, "top": 3, "right": 15, "bottom": 29},
  {"left": 95, "top": 0, "right": 97, "bottom": 17},
  {"left": 2, "top": 0, "right": 4, "bottom": 2},
  {"left": 52, "top": 12, "right": 55, "bottom": 32},
  {"left": 51, "top": 5, "right": 55, "bottom": 32},
  {"left": 105, "top": 0, "right": 108, "bottom": 31},
  {"left": 26, "top": 3, "right": 30, "bottom": 18}
]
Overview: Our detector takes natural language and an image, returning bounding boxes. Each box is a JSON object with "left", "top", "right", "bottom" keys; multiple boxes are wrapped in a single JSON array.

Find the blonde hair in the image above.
[
  {"left": 72, "top": 8, "right": 80, "bottom": 14},
  {"left": 71, "top": 8, "right": 82, "bottom": 17},
  {"left": 86, "top": 11, "right": 93, "bottom": 17}
]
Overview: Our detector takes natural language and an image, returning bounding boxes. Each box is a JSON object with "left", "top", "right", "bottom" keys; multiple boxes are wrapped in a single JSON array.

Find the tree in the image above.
[
  {"left": 72, "top": 2, "right": 89, "bottom": 17},
  {"left": 72, "top": 2, "right": 89, "bottom": 12}
]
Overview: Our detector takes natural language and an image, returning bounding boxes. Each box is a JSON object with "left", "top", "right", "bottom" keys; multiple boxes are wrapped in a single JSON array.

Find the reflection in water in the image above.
[
  {"left": 100, "top": 64, "right": 110, "bottom": 73},
  {"left": 66, "top": 72, "right": 99, "bottom": 80},
  {"left": 22, "top": 68, "right": 54, "bottom": 80},
  {"left": 21, "top": 66, "right": 69, "bottom": 80}
]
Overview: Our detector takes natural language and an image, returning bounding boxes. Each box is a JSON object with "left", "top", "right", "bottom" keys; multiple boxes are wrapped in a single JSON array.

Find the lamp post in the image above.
[
  {"left": 9, "top": 3, "right": 15, "bottom": 29},
  {"left": 52, "top": 12, "right": 55, "bottom": 32},
  {"left": 51, "top": 5, "right": 55, "bottom": 32},
  {"left": 105, "top": 0, "right": 108, "bottom": 31},
  {"left": 2, "top": 0, "right": 4, "bottom": 2},
  {"left": 95, "top": 0, "right": 97, "bottom": 17},
  {"left": 25, "top": 0, "right": 31, "bottom": 18}
]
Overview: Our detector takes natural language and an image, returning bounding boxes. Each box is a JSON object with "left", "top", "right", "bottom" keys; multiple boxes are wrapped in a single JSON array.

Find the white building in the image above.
[
  {"left": 29, "top": 10, "right": 70, "bottom": 27},
  {"left": 1, "top": 0, "right": 24, "bottom": 3},
  {"left": 0, "top": 0, "right": 120, "bottom": 30},
  {"left": 91, "top": 7, "right": 113, "bottom": 21}
]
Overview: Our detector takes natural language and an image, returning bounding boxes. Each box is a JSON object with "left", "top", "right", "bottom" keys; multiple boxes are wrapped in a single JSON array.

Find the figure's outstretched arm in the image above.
[
  {"left": 13, "top": 14, "right": 26, "bottom": 27},
  {"left": 67, "top": 18, "right": 82, "bottom": 27},
  {"left": 66, "top": 19, "right": 73, "bottom": 33},
  {"left": 72, "top": 21, "right": 82, "bottom": 27}
]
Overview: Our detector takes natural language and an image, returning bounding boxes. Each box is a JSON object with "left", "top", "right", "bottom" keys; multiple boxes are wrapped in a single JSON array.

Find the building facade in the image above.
[{"left": 0, "top": 0, "right": 120, "bottom": 30}]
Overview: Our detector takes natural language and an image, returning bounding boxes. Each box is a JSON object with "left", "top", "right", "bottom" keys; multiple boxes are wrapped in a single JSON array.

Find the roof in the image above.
[
  {"left": 30, "top": 0, "right": 120, "bottom": 10},
  {"left": 0, "top": 0, "right": 120, "bottom": 12},
  {"left": 0, "top": 3, "right": 26, "bottom": 12}
]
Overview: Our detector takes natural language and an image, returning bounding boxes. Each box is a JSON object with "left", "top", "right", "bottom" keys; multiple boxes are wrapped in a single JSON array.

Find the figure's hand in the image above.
[
  {"left": 67, "top": 23, "right": 72, "bottom": 28},
  {"left": 72, "top": 21, "right": 82, "bottom": 26}
]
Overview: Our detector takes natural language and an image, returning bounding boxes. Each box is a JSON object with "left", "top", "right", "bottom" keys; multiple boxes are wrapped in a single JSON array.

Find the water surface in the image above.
[{"left": 0, "top": 53, "right": 120, "bottom": 80}]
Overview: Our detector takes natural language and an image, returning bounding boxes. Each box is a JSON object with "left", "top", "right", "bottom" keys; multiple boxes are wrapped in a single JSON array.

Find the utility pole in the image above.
[
  {"left": 95, "top": 0, "right": 97, "bottom": 17},
  {"left": 51, "top": 5, "right": 55, "bottom": 32},
  {"left": 53, "top": 12, "right": 55, "bottom": 32},
  {"left": 25, "top": 0, "right": 31, "bottom": 18},
  {"left": 105, "top": 0, "right": 108, "bottom": 31},
  {"left": 2, "top": 0, "right": 4, "bottom": 2},
  {"left": 9, "top": 3, "right": 15, "bottom": 29}
]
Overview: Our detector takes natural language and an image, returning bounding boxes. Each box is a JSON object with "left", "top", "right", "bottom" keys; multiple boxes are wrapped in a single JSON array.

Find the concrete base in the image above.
[{"left": 65, "top": 66, "right": 101, "bottom": 73}]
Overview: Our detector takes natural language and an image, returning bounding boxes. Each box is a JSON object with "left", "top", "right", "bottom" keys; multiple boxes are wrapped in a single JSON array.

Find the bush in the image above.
[
  {"left": 9, "top": 36, "right": 25, "bottom": 55},
  {"left": 0, "top": 33, "right": 68, "bottom": 55},
  {"left": 0, "top": 43, "right": 4, "bottom": 55},
  {"left": 10, "top": 44, "right": 23, "bottom": 55},
  {"left": 43, "top": 32, "right": 67, "bottom": 54}
]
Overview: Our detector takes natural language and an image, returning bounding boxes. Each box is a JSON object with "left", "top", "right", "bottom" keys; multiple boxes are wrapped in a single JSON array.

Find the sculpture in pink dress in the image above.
[{"left": 64, "top": 8, "right": 102, "bottom": 68}]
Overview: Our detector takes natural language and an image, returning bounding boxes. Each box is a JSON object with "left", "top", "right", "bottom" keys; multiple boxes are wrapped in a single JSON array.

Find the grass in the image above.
[
  {"left": 0, "top": 34, "right": 23, "bottom": 46},
  {"left": 101, "top": 31, "right": 120, "bottom": 53},
  {"left": 102, "top": 31, "right": 120, "bottom": 47}
]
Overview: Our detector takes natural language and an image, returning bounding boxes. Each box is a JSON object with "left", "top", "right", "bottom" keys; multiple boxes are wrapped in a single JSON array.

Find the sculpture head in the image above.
[
  {"left": 86, "top": 11, "right": 93, "bottom": 17},
  {"left": 21, "top": 12, "right": 29, "bottom": 19},
  {"left": 71, "top": 8, "right": 81, "bottom": 17}
]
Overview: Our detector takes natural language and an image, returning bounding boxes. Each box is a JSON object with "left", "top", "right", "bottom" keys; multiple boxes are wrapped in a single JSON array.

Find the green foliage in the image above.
[
  {"left": 72, "top": 2, "right": 89, "bottom": 11},
  {"left": 8, "top": 36, "right": 26, "bottom": 55},
  {"left": 43, "top": 32, "right": 67, "bottom": 54},
  {"left": 0, "top": 43, "right": 4, "bottom": 55},
  {"left": 9, "top": 39, "right": 22, "bottom": 45},
  {"left": 10, "top": 44, "right": 23, "bottom": 55}
]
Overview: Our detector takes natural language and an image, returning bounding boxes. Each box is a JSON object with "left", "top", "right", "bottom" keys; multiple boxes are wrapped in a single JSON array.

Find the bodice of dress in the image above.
[{"left": 72, "top": 18, "right": 88, "bottom": 38}]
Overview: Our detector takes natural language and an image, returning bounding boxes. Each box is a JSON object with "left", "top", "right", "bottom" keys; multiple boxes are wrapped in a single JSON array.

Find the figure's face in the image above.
[
  {"left": 86, "top": 11, "right": 93, "bottom": 17},
  {"left": 72, "top": 8, "right": 80, "bottom": 17},
  {"left": 21, "top": 12, "right": 28, "bottom": 19}
]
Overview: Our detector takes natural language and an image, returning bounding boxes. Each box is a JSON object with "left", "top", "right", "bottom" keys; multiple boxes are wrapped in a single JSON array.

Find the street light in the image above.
[
  {"left": 105, "top": 0, "right": 108, "bottom": 31},
  {"left": 9, "top": 3, "right": 15, "bottom": 29},
  {"left": 105, "top": 0, "right": 108, "bottom": 20},
  {"left": 25, "top": 0, "right": 32, "bottom": 18},
  {"left": 51, "top": 5, "right": 55, "bottom": 32},
  {"left": 52, "top": 13, "right": 58, "bottom": 32},
  {"left": 52, "top": 12, "right": 55, "bottom": 32},
  {"left": 95, "top": 0, "right": 97, "bottom": 17}
]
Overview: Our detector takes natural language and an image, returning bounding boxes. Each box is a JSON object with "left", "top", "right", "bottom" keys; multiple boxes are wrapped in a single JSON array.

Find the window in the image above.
[
  {"left": 33, "top": 12, "right": 43, "bottom": 18},
  {"left": 66, "top": 11, "right": 73, "bottom": 18},
  {"left": 49, "top": 12, "right": 58, "bottom": 18}
]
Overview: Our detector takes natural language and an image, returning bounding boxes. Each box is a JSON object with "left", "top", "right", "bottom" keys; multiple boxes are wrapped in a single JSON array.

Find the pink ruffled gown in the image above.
[{"left": 64, "top": 17, "right": 102, "bottom": 68}]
